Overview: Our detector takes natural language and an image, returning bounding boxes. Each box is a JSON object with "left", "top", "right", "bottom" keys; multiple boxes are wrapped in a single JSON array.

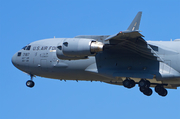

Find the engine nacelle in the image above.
[{"left": 56, "top": 38, "right": 104, "bottom": 60}]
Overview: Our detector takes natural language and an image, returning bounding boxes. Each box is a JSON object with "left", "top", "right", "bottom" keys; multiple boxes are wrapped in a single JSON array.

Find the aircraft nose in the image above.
[{"left": 12, "top": 53, "right": 17, "bottom": 67}]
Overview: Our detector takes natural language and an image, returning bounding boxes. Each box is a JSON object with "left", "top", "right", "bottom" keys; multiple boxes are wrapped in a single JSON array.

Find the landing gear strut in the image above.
[{"left": 26, "top": 74, "right": 35, "bottom": 88}]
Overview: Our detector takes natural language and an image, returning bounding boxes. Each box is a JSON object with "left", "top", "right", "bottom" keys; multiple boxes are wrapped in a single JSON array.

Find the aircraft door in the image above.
[{"left": 33, "top": 52, "right": 39, "bottom": 67}]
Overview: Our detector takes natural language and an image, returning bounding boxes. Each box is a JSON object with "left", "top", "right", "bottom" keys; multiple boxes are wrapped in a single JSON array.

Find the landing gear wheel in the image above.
[
  {"left": 138, "top": 79, "right": 150, "bottom": 88},
  {"left": 143, "top": 88, "right": 152, "bottom": 96},
  {"left": 159, "top": 88, "right": 168, "bottom": 97},
  {"left": 129, "top": 80, "right": 135, "bottom": 88},
  {"left": 123, "top": 78, "right": 135, "bottom": 89},
  {"left": 139, "top": 87, "right": 146, "bottom": 92},
  {"left": 26, "top": 80, "right": 35, "bottom": 88},
  {"left": 155, "top": 84, "right": 168, "bottom": 97},
  {"left": 138, "top": 79, "right": 152, "bottom": 96},
  {"left": 123, "top": 79, "right": 131, "bottom": 88},
  {"left": 145, "top": 80, "right": 150, "bottom": 88},
  {"left": 158, "top": 88, "right": 168, "bottom": 97},
  {"left": 155, "top": 84, "right": 163, "bottom": 93},
  {"left": 139, "top": 87, "right": 153, "bottom": 96}
]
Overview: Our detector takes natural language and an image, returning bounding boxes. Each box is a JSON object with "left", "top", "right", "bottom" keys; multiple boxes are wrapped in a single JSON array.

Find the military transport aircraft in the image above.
[{"left": 12, "top": 12, "right": 180, "bottom": 97}]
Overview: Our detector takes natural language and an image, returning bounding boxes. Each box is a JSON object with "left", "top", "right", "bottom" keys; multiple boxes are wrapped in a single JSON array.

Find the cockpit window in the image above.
[
  {"left": 26, "top": 45, "right": 31, "bottom": 50},
  {"left": 22, "top": 45, "right": 31, "bottom": 50},
  {"left": 17, "top": 52, "right": 21, "bottom": 56},
  {"left": 22, "top": 46, "right": 27, "bottom": 50}
]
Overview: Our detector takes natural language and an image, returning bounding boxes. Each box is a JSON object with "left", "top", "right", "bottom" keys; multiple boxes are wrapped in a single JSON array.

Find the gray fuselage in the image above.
[{"left": 12, "top": 38, "right": 180, "bottom": 88}]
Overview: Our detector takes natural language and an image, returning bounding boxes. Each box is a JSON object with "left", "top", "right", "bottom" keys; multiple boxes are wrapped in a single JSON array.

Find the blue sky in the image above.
[{"left": 1, "top": 0, "right": 180, "bottom": 119}]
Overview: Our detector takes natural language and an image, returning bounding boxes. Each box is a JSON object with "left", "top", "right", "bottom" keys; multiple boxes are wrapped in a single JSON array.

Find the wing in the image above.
[
  {"left": 103, "top": 12, "right": 163, "bottom": 61},
  {"left": 84, "top": 12, "right": 180, "bottom": 89}
]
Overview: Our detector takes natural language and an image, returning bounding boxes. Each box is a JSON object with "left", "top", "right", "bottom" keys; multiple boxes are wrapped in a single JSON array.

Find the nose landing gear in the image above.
[{"left": 26, "top": 74, "right": 35, "bottom": 88}]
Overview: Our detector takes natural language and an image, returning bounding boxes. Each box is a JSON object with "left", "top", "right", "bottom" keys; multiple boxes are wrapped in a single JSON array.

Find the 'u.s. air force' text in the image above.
[{"left": 33, "top": 46, "right": 57, "bottom": 51}]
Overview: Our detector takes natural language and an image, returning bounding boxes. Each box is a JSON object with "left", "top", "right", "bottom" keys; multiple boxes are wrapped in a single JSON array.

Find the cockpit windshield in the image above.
[
  {"left": 22, "top": 46, "right": 27, "bottom": 50},
  {"left": 22, "top": 45, "right": 31, "bottom": 50},
  {"left": 26, "top": 45, "right": 31, "bottom": 50}
]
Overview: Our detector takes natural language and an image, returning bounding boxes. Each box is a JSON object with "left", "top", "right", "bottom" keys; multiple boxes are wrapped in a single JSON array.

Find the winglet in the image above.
[{"left": 127, "top": 11, "right": 142, "bottom": 31}]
